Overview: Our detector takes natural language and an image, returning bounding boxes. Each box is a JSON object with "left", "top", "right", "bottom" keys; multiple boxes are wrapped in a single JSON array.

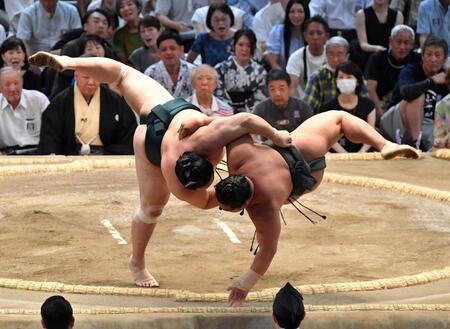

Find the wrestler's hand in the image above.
[
  {"left": 178, "top": 118, "right": 207, "bottom": 139},
  {"left": 227, "top": 286, "right": 249, "bottom": 307},
  {"left": 272, "top": 129, "right": 293, "bottom": 148}
]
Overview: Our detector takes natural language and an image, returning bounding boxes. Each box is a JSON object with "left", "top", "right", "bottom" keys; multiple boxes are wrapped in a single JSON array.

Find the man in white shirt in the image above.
[
  {"left": 286, "top": 16, "right": 329, "bottom": 98},
  {"left": 0, "top": 66, "right": 49, "bottom": 155},
  {"left": 17, "top": 0, "right": 81, "bottom": 55},
  {"left": 416, "top": 0, "right": 450, "bottom": 53},
  {"left": 252, "top": 0, "right": 287, "bottom": 52}
]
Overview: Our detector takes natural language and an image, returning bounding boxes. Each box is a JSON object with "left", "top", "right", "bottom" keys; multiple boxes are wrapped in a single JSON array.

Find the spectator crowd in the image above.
[{"left": 0, "top": 0, "right": 449, "bottom": 155}]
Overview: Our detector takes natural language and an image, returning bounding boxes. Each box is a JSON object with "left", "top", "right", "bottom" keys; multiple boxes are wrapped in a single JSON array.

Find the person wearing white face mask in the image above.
[
  {"left": 304, "top": 36, "right": 370, "bottom": 114},
  {"left": 320, "top": 61, "right": 376, "bottom": 153}
]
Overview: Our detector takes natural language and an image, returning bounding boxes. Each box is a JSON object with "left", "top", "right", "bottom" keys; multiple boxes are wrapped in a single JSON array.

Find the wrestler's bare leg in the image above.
[
  {"left": 129, "top": 126, "right": 170, "bottom": 287},
  {"left": 292, "top": 111, "right": 419, "bottom": 160},
  {"left": 29, "top": 51, "right": 172, "bottom": 116}
]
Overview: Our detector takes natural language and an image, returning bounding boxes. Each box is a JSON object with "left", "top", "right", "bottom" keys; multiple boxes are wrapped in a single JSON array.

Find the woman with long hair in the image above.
[
  {"left": 352, "top": 0, "right": 403, "bottom": 70},
  {"left": 266, "top": 0, "right": 309, "bottom": 70}
]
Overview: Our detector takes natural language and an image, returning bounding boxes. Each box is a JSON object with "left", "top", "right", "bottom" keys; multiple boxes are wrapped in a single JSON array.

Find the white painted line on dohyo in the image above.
[
  {"left": 213, "top": 218, "right": 241, "bottom": 244},
  {"left": 101, "top": 219, "right": 127, "bottom": 245}
]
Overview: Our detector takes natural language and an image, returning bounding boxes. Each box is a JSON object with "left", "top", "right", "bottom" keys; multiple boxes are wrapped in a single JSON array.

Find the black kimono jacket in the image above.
[{"left": 39, "top": 84, "right": 137, "bottom": 155}]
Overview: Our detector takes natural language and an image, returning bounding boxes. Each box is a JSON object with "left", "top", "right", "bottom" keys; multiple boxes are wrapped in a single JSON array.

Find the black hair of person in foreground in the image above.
[
  {"left": 273, "top": 282, "right": 305, "bottom": 329},
  {"left": 41, "top": 295, "right": 74, "bottom": 329}
]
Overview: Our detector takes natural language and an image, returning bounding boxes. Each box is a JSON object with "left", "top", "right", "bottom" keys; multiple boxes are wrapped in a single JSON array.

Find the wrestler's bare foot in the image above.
[
  {"left": 128, "top": 256, "right": 159, "bottom": 288},
  {"left": 380, "top": 141, "right": 419, "bottom": 160},
  {"left": 29, "top": 51, "right": 66, "bottom": 72}
]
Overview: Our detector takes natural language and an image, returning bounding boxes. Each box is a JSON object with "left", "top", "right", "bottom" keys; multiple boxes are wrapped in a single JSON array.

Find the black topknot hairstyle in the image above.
[{"left": 175, "top": 151, "right": 214, "bottom": 190}]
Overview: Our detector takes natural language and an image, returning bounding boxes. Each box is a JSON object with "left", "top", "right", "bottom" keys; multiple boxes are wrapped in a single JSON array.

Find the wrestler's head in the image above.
[
  {"left": 175, "top": 152, "right": 214, "bottom": 190},
  {"left": 215, "top": 175, "right": 252, "bottom": 211}
]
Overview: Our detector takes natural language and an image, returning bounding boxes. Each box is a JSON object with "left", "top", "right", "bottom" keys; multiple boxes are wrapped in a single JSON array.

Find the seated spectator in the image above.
[
  {"left": 41, "top": 295, "right": 74, "bottom": 329},
  {"left": 321, "top": 61, "right": 375, "bottom": 153},
  {"left": 39, "top": 63, "right": 137, "bottom": 156},
  {"left": 143, "top": 0, "right": 157, "bottom": 16},
  {"left": 228, "top": 0, "right": 260, "bottom": 30},
  {"left": 50, "top": 8, "right": 114, "bottom": 97},
  {"left": 0, "top": 67, "right": 49, "bottom": 155},
  {"left": 88, "top": 0, "right": 116, "bottom": 12},
  {"left": 215, "top": 29, "right": 267, "bottom": 113},
  {"left": 352, "top": 0, "right": 403, "bottom": 71},
  {"left": 187, "top": 64, "right": 234, "bottom": 116},
  {"left": 433, "top": 67, "right": 450, "bottom": 149},
  {"left": 4, "top": 0, "right": 34, "bottom": 35},
  {"left": 390, "top": 0, "right": 422, "bottom": 34},
  {"left": 365, "top": 25, "right": 421, "bottom": 122},
  {"left": 235, "top": 0, "right": 267, "bottom": 16},
  {"left": 272, "top": 282, "right": 306, "bottom": 329},
  {"left": 267, "top": 0, "right": 309, "bottom": 70},
  {"left": 113, "top": 0, "right": 143, "bottom": 64},
  {"left": 16, "top": 0, "right": 82, "bottom": 55},
  {"left": 128, "top": 15, "right": 161, "bottom": 73},
  {"left": 0, "top": 36, "right": 42, "bottom": 91},
  {"left": 309, "top": 0, "right": 360, "bottom": 42},
  {"left": 187, "top": 3, "right": 235, "bottom": 67},
  {"left": 253, "top": 69, "right": 312, "bottom": 133},
  {"left": 87, "top": 0, "right": 120, "bottom": 40},
  {"left": 417, "top": 0, "right": 450, "bottom": 54},
  {"left": 60, "top": 8, "right": 112, "bottom": 56},
  {"left": 305, "top": 36, "right": 368, "bottom": 114},
  {"left": 253, "top": 0, "right": 287, "bottom": 53},
  {"left": 144, "top": 31, "right": 195, "bottom": 99},
  {"left": 380, "top": 36, "right": 448, "bottom": 151},
  {"left": 52, "top": 6, "right": 111, "bottom": 55},
  {"left": 286, "top": 15, "right": 329, "bottom": 98},
  {"left": 191, "top": 0, "right": 245, "bottom": 34},
  {"left": 82, "top": 35, "right": 108, "bottom": 57},
  {"left": 155, "top": 0, "right": 209, "bottom": 51}
]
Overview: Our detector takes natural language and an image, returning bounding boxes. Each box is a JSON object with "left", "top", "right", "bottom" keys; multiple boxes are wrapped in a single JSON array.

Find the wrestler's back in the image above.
[
  {"left": 227, "top": 138, "right": 292, "bottom": 208},
  {"left": 162, "top": 110, "right": 225, "bottom": 164},
  {"left": 159, "top": 110, "right": 225, "bottom": 194}
]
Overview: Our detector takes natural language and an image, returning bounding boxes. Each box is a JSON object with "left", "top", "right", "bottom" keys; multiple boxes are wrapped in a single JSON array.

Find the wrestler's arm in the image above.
[
  {"left": 228, "top": 205, "right": 281, "bottom": 307},
  {"left": 182, "top": 113, "right": 292, "bottom": 150},
  {"left": 177, "top": 116, "right": 216, "bottom": 139},
  {"left": 171, "top": 185, "right": 218, "bottom": 209},
  {"left": 29, "top": 52, "right": 173, "bottom": 116}
]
